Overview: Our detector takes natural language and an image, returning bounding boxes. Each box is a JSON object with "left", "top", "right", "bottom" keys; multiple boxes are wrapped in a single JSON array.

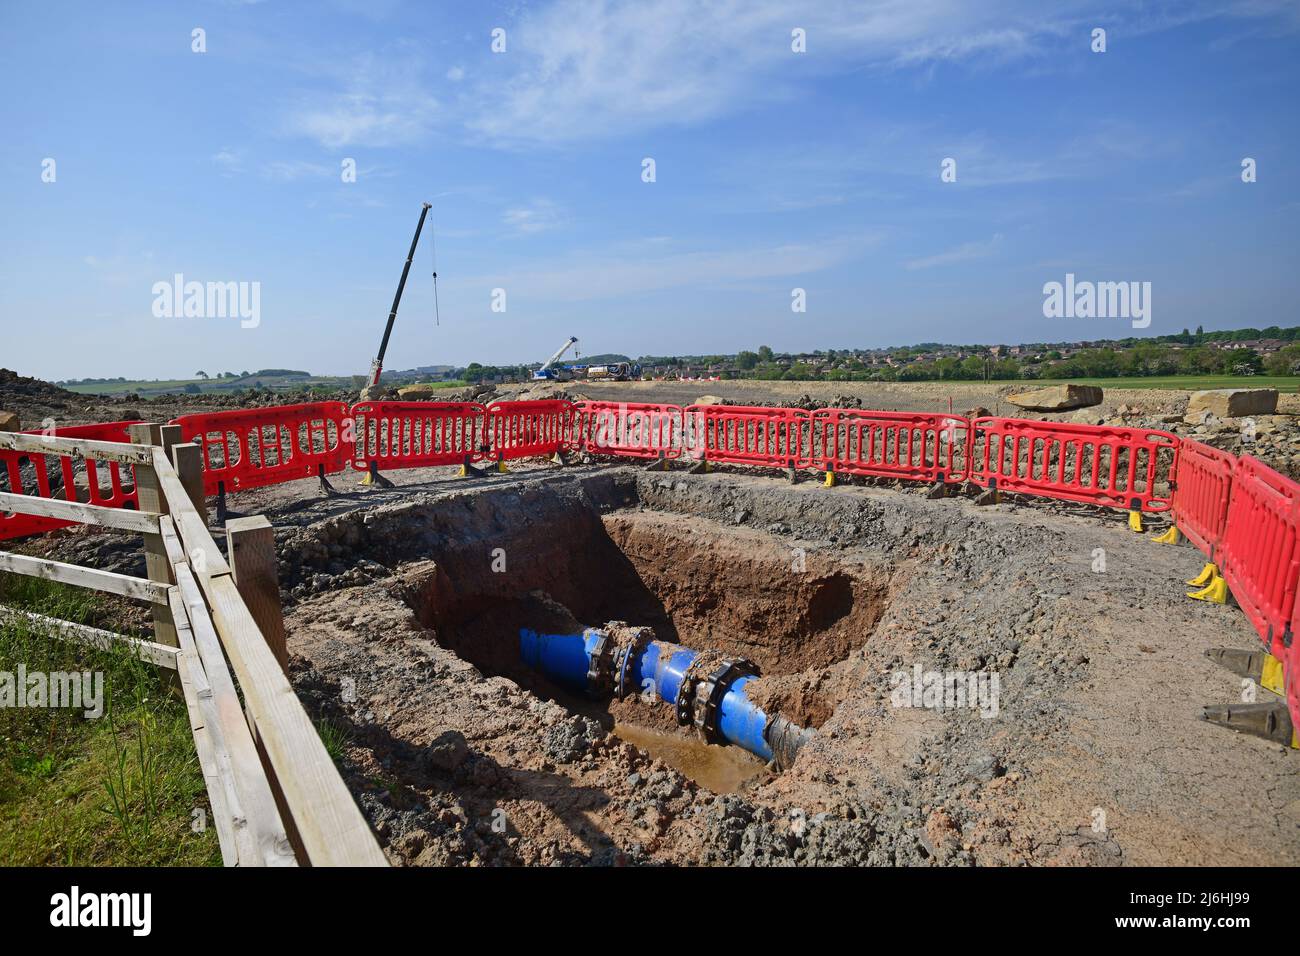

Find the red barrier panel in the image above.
[
  {"left": 809, "top": 410, "right": 969, "bottom": 484},
  {"left": 1169, "top": 441, "right": 1235, "bottom": 559},
  {"left": 968, "top": 418, "right": 1178, "bottom": 511},
  {"left": 351, "top": 401, "right": 488, "bottom": 471},
  {"left": 1218, "top": 455, "right": 1300, "bottom": 659},
  {"left": 486, "top": 400, "right": 576, "bottom": 461},
  {"left": 0, "top": 421, "right": 144, "bottom": 541},
  {"left": 574, "top": 402, "right": 685, "bottom": 460},
  {"left": 173, "top": 402, "right": 351, "bottom": 495},
  {"left": 683, "top": 405, "right": 811, "bottom": 469}
]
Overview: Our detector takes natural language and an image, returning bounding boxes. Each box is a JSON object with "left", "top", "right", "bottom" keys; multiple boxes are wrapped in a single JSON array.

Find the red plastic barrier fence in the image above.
[
  {"left": 574, "top": 402, "right": 685, "bottom": 460},
  {"left": 683, "top": 405, "right": 811, "bottom": 469},
  {"left": 0, "top": 421, "right": 144, "bottom": 541},
  {"left": 1217, "top": 455, "right": 1300, "bottom": 659},
  {"left": 809, "top": 410, "right": 969, "bottom": 484},
  {"left": 1169, "top": 441, "right": 1236, "bottom": 559},
  {"left": 968, "top": 417, "right": 1178, "bottom": 511},
  {"left": 486, "top": 400, "right": 576, "bottom": 462},
  {"left": 172, "top": 402, "right": 351, "bottom": 495},
  {"left": 351, "top": 401, "right": 488, "bottom": 472}
]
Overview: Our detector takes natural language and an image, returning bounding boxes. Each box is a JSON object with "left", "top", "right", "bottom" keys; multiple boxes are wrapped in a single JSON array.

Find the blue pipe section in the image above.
[{"left": 519, "top": 628, "right": 800, "bottom": 764}]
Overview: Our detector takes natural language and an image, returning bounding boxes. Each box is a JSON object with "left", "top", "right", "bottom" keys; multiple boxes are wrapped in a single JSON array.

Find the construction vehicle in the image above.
[
  {"left": 532, "top": 336, "right": 579, "bottom": 380},
  {"left": 584, "top": 361, "right": 641, "bottom": 381},
  {"left": 360, "top": 202, "right": 433, "bottom": 401}
]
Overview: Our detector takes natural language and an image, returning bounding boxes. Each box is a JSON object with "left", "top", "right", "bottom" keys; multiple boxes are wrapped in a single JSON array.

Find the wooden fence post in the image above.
[
  {"left": 170, "top": 442, "right": 208, "bottom": 523},
  {"left": 225, "top": 515, "right": 287, "bottom": 673},
  {"left": 129, "top": 422, "right": 176, "bottom": 647}
]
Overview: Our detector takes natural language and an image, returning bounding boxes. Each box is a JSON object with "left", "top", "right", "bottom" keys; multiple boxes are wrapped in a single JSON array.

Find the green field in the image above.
[
  {"left": 61, "top": 374, "right": 359, "bottom": 398},
  {"left": 1053, "top": 375, "right": 1300, "bottom": 393}
]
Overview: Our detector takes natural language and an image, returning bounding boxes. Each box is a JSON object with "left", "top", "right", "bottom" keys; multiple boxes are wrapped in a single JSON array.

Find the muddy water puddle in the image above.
[{"left": 613, "top": 722, "right": 769, "bottom": 793}]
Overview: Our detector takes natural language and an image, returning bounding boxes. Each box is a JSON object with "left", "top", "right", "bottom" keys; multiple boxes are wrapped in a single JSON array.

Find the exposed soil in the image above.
[{"left": 245, "top": 463, "right": 1298, "bottom": 867}]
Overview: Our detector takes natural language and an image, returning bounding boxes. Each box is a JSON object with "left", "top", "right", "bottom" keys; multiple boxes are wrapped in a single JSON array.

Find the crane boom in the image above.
[
  {"left": 363, "top": 202, "right": 432, "bottom": 395},
  {"left": 533, "top": 336, "right": 578, "bottom": 379}
]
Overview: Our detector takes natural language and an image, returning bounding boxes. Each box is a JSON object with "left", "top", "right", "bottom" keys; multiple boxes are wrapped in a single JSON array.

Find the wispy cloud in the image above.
[
  {"left": 274, "top": 1, "right": 1299, "bottom": 151},
  {"left": 906, "top": 233, "right": 1003, "bottom": 270},
  {"left": 465, "top": 233, "right": 880, "bottom": 301},
  {"left": 503, "top": 198, "right": 567, "bottom": 236},
  {"left": 284, "top": 48, "right": 438, "bottom": 148}
]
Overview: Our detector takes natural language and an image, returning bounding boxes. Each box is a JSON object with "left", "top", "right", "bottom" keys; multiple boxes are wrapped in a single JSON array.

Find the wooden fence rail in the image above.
[{"left": 0, "top": 426, "right": 387, "bottom": 867}]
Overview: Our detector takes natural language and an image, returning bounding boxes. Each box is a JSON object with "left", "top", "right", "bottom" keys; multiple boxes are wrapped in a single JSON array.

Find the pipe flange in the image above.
[
  {"left": 698, "top": 658, "right": 759, "bottom": 744},
  {"left": 674, "top": 656, "right": 712, "bottom": 727},
  {"left": 613, "top": 627, "right": 654, "bottom": 699},
  {"left": 584, "top": 628, "right": 614, "bottom": 697}
]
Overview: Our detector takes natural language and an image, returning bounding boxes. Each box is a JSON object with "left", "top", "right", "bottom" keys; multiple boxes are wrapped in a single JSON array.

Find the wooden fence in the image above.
[{"left": 0, "top": 426, "right": 387, "bottom": 867}]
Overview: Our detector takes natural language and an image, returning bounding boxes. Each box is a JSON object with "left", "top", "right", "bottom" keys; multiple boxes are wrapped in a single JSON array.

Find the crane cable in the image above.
[{"left": 430, "top": 215, "right": 440, "bottom": 327}]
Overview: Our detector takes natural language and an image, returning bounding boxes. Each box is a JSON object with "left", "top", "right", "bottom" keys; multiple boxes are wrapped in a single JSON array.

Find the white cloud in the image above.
[
  {"left": 906, "top": 233, "right": 1003, "bottom": 270},
  {"left": 212, "top": 147, "right": 244, "bottom": 175},
  {"left": 262, "top": 159, "right": 335, "bottom": 182},
  {"left": 285, "top": 50, "right": 438, "bottom": 148},
  {"left": 446, "top": 66, "right": 465, "bottom": 82},
  {"left": 462, "top": 0, "right": 1110, "bottom": 146},
  {"left": 465, "top": 233, "right": 879, "bottom": 301},
  {"left": 503, "top": 198, "right": 566, "bottom": 235}
]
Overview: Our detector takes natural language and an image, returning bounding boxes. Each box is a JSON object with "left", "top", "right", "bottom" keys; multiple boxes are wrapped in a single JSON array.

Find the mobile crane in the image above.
[{"left": 531, "top": 336, "right": 579, "bottom": 380}]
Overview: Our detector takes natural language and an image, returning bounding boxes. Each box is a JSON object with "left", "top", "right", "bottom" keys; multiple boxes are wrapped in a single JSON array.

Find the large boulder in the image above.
[
  {"left": 694, "top": 394, "right": 726, "bottom": 406},
  {"left": 1185, "top": 388, "right": 1278, "bottom": 422},
  {"left": 0, "top": 410, "right": 18, "bottom": 432},
  {"left": 396, "top": 383, "right": 439, "bottom": 399},
  {"left": 1006, "top": 384, "right": 1103, "bottom": 412}
]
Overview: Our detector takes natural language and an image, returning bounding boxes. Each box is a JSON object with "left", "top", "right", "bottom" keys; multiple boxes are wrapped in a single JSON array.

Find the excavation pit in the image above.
[
  {"left": 273, "top": 467, "right": 1299, "bottom": 866},
  {"left": 403, "top": 507, "right": 895, "bottom": 789}
]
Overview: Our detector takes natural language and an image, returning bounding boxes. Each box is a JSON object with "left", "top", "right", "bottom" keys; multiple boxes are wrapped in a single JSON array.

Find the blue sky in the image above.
[{"left": 2, "top": 0, "right": 1298, "bottom": 380}]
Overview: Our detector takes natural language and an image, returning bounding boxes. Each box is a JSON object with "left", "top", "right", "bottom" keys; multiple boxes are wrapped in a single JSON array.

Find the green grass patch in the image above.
[
  {"left": 1050, "top": 375, "right": 1300, "bottom": 393},
  {"left": 0, "top": 576, "right": 220, "bottom": 866}
]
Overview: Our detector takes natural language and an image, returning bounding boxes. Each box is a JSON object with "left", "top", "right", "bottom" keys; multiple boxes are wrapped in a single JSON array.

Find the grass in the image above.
[
  {"left": 1050, "top": 375, "right": 1300, "bottom": 393},
  {"left": 62, "top": 374, "right": 358, "bottom": 398},
  {"left": 315, "top": 718, "right": 353, "bottom": 763},
  {"left": 398, "top": 379, "right": 469, "bottom": 390},
  {"left": 0, "top": 575, "right": 220, "bottom": 866}
]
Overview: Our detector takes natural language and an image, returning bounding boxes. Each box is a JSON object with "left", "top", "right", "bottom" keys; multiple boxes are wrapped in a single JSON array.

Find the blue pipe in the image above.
[{"left": 519, "top": 628, "right": 810, "bottom": 766}]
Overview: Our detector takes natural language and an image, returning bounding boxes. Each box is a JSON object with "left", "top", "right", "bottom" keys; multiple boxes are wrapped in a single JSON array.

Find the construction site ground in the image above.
[{"left": 4, "top": 372, "right": 1298, "bottom": 866}]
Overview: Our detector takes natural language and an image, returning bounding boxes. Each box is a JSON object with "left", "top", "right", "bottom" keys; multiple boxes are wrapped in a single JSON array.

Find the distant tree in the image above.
[
  {"left": 195, "top": 370, "right": 209, "bottom": 379},
  {"left": 757, "top": 345, "right": 774, "bottom": 363},
  {"left": 736, "top": 350, "right": 759, "bottom": 370}
]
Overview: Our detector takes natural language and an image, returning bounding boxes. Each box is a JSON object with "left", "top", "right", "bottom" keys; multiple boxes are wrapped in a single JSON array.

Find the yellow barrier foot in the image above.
[
  {"left": 1187, "top": 562, "right": 1217, "bottom": 588},
  {"left": 823, "top": 471, "right": 836, "bottom": 488},
  {"left": 550, "top": 450, "right": 570, "bottom": 467},
  {"left": 458, "top": 457, "right": 486, "bottom": 479},
  {"left": 1128, "top": 510, "right": 1144, "bottom": 533},
  {"left": 687, "top": 460, "right": 710, "bottom": 475},
  {"left": 496, "top": 460, "right": 510, "bottom": 474},
  {"left": 643, "top": 454, "right": 669, "bottom": 472},
  {"left": 973, "top": 487, "right": 999, "bottom": 506},
  {"left": 1261, "top": 653, "right": 1286, "bottom": 697},
  {"left": 359, "top": 461, "right": 394, "bottom": 488},
  {"left": 1187, "top": 573, "right": 1228, "bottom": 604},
  {"left": 1151, "top": 525, "right": 1180, "bottom": 545},
  {"left": 1201, "top": 700, "right": 1297, "bottom": 748}
]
